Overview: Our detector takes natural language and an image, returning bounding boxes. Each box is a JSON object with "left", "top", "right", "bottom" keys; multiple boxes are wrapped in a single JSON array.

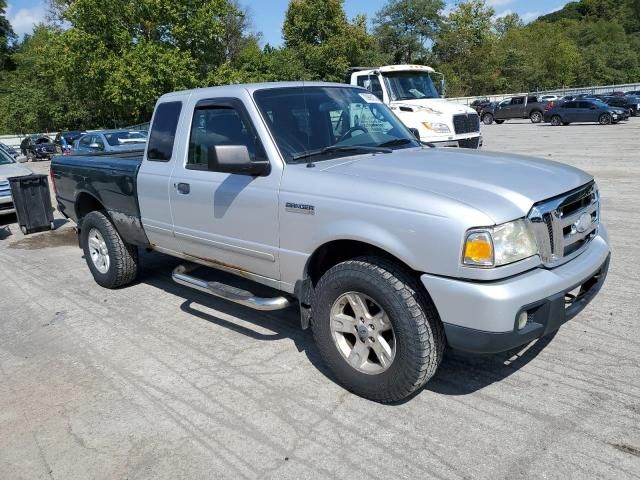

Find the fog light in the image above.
[{"left": 517, "top": 311, "right": 528, "bottom": 330}]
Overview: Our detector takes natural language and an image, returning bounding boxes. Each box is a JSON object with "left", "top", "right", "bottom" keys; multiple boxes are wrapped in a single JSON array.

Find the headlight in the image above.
[
  {"left": 422, "top": 122, "right": 450, "bottom": 133},
  {"left": 463, "top": 219, "right": 538, "bottom": 267}
]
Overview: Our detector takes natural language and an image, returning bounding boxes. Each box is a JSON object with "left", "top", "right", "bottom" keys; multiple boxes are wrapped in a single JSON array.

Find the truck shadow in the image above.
[
  {"left": 424, "top": 333, "right": 556, "bottom": 397},
  {"left": 137, "top": 250, "right": 556, "bottom": 401}
]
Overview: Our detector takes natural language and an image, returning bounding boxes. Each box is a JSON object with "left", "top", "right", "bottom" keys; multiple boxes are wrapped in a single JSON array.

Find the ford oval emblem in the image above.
[{"left": 573, "top": 212, "right": 592, "bottom": 234}]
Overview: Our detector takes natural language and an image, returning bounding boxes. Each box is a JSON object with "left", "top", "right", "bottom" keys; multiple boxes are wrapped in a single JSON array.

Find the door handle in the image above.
[{"left": 175, "top": 182, "right": 190, "bottom": 195}]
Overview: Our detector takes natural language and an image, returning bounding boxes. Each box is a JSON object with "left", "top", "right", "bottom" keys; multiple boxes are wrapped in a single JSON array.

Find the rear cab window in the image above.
[{"left": 147, "top": 101, "right": 182, "bottom": 162}]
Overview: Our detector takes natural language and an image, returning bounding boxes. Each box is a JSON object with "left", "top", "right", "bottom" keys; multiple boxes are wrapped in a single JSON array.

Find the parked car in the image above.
[
  {"left": 540, "top": 95, "right": 560, "bottom": 102},
  {"left": 480, "top": 95, "right": 546, "bottom": 124},
  {"left": 470, "top": 97, "right": 492, "bottom": 114},
  {"left": 20, "top": 135, "right": 56, "bottom": 161},
  {"left": 625, "top": 90, "right": 640, "bottom": 96},
  {"left": 544, "top": 99, "right": 622, "bottom": 126},
  {"left": 74, "top": 130, "right": 147, "bottom": 153},
  {"left": 602, "top": 95, "right": 639, "bottom": 117},
  {"left": 0, "top": 142, "right": 18, "bottom": 159},
  {"left": 54, "top": 131, "right": 87, "bottom": 154},
  {"left": 51, "top": 82, "right": 610, "bottom": 403},
  {"left": 0, "top": 148, "right": 32, "bottom": 216}
]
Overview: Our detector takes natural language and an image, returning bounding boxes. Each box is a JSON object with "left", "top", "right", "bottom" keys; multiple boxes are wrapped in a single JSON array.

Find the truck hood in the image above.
[
  {"left": 389, "top": 98, "right": 476, "bottom": 117},
  {"left": 0, "top": 162, "right": 32, "bottom": 181},
  {"left": 319, "top": 148, "right": 593, "bottom": 224}
]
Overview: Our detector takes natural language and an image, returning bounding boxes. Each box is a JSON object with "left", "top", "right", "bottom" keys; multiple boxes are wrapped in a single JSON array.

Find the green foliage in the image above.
[
  {"left": 0, "top": 0, "right": 14, "bottom": 70},
  {"left": 432, "top": 0, "right": 499, "bottom": 96},
  {"left": 282, "top": 0, "right": 375, "bottom": 81},
  {"left": 372, "top": 0, "right": 445, "bottom": 64}
]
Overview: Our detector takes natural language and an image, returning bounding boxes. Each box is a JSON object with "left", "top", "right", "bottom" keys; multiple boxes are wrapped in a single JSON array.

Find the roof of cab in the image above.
[{"left": 157, "top": 81, "right": 360, "bottom": 102}]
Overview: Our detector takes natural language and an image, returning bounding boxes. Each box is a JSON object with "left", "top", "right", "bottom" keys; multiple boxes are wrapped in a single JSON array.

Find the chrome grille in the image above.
[
  {"left": 0, "top": 180, "right": 11, "bottom": 198},
  {"left": 528, "top": 182, "right": 599, "bottom": 267}
]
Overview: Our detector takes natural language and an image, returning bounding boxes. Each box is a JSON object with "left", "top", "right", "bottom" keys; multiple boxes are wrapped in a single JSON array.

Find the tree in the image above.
[
  {"left": 282, "top": 0, "right": 375, "bottom": 81},
  {"left": 432, "top": 0, "right": 498, "bottom": 96},
  {"left": 494, "top": 13, "right": 523, "bottom": 37},
  {"left": 0, "top": 0, "right": 258, "bottom": 131},
  {"left": 0, "top": 0, "right": 15, "bottom": 70},
  {"left": 495, "top": 21, "right": 582, "bottom": 92},
  {"left": 373, "top": 0, "right": 445, "bottom": 64}
]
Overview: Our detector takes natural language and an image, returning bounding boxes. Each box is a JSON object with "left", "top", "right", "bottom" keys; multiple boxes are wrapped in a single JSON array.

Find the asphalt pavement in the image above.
[{"left": 1, "top": 119, "right": 639, "bottom": 479}]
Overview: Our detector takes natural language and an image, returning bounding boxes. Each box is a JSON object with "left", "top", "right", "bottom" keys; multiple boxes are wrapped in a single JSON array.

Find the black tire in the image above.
[
  {"left": 551, "top": 115, "right": 562, "bottom": 126},
  {"left": 482, "top": 113, "right": 494, "bottom": 125},
  {"left": 80, "top": 210, "right": 138, "bottom": 288},
  {"left": 494, "top": 119, "right": 505, "bottom": 124},
  {"left": 599, "top": 113, "right": 612, "bottom": 125},
  {"left": 311, "top": 257, "right": 445, "bottom": 403},
  {"left": 530, "top": 111, "right": 543, "bottom": 123}
]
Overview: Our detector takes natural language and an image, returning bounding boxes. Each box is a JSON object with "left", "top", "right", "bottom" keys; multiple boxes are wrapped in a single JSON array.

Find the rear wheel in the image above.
[
  {"left": 482, "top": 113, "right": 494, "bottom": 125},
  {"left": 551, "top": 115, "right": 562, "bottom": 126},
  {"left": 599, "top": 113, "right": 612, "bottom": 125},
  {"left": 530, "top": 111, "right": 543, "bottom": 123},
  {"left": 312, "top": 257, "right": 444, "bottom": 403},
  {"left": 80, "top": 211, "right": 138, "bottom": 288}
]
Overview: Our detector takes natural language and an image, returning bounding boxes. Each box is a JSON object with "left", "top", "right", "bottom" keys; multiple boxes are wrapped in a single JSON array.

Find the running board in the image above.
[{"left": 172, "top": 265, "right": 291, "bottom": 311}]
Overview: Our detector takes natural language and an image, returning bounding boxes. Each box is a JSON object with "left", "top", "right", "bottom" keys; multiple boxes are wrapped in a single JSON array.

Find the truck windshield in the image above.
[
  {"left": 253, "top": 86, "right": 420, "bottom": 164},
  {"left": 383, "top": 71, "right": 440, "bottom": 101}
]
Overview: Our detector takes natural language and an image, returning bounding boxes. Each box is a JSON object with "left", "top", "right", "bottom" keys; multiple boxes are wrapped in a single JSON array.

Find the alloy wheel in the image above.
[
  {"left": 330, "top": 291, "right": 396, "bottom": 374},
  {"left": 88, "top": 228, "right": 110, "bottom": 274}
]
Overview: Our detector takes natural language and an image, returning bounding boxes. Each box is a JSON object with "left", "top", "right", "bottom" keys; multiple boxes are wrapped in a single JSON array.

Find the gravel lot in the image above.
[{"left": 1, "top": 119, "right": 639, "bottom": 480}]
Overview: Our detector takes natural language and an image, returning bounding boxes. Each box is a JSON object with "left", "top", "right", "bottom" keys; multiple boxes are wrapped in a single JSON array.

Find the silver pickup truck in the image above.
[{"left": 51, "top": 82, "right": 610, "bottom": 403}]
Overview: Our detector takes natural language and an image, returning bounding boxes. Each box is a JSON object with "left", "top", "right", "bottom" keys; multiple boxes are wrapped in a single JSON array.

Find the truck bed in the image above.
[{"left": 51, "top": 150, "right": 149, "bottom": 246}]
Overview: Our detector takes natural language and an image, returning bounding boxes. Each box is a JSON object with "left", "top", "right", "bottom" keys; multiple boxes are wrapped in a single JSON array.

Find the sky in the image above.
[{"left": 5, "top": 0, "right": 571, "bottom": 42}]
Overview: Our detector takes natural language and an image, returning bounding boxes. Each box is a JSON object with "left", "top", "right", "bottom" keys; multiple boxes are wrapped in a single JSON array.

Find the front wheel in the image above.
[
  {"left": 599, "top": 113, "right": 612, "bottom": 125},
  {"left": 530, "top": 111, "right": 543, "bottom": 123},
  {"left": 311, "top": 257, "right": 444, "bottom": 403},
  {"left": 80, "top": 210, "right": 138, "bottom": 288},
  {"left": 482, "top": 113, "right": 494, "bottom": 125}
]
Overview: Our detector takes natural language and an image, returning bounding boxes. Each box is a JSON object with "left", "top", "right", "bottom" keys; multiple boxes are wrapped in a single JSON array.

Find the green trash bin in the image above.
[{"left": 8, "top": 174, "right": 54, "bottom": 235}]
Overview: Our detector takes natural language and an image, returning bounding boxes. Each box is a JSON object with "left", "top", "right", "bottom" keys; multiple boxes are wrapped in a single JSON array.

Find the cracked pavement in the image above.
[{"left": 1, "top": 119, "right": 639, "bottom": 479}]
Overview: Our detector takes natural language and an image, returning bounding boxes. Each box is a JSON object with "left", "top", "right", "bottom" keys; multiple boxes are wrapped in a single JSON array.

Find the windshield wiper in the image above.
[
  {"left": 290, "top": 145, "right": 392, "bottom": 164},
  {"left": 377, "top": 138, "right": 417, "bottom": 148}
]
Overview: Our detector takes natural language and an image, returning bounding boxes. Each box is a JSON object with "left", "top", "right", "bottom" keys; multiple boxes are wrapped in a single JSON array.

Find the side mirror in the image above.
[
  {"left": 208, "top": 145, "right": 270, "bottom": 176},
  {"left": 409, "top": 128, "right": 421, "bottom": 141}
]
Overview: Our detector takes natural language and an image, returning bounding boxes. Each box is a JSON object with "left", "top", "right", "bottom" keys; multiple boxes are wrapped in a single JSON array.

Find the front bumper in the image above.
[
  {"left": 0, "top": 195, "right": 15, "bottom": 215},
  {"left": 421, "top": 229, "right": 610, "bottom": 353},
  {"left": 430, "top": 135, "right": 482, "bottom": 149}
]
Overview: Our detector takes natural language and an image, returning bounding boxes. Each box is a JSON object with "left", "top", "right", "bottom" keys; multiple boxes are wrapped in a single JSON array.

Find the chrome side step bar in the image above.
[{"left": 172, "top": 265, "right": 292, "bottom": 311}]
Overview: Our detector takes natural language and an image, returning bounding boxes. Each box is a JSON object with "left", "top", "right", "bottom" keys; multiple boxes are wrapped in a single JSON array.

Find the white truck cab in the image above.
[{"left": 347, "top": 64, "right": 482, "bottom": 148}]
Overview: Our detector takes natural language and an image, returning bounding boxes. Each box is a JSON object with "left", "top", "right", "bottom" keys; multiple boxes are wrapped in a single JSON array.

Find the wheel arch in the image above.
[
  {"left": 296, "top": 238, "right": 423, "bottom": 330},
  {"left": 75, "top": 191, "right": 105, "bottom": 222},
  {"left": 305, "top": 239, "right": 417, "bottom": 287}
]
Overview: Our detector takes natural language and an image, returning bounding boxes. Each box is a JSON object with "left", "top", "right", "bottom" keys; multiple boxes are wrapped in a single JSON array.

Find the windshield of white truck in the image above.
[
  {"left": 383, "top": 71, "right": 440, "bottom": 101},
  {"left": 253, "top": 86, "right": 420, "bottom": 164}
]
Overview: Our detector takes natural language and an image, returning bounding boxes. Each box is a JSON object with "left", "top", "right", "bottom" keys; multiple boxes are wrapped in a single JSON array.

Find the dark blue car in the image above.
[{"left": 544, "top": 100, "right": 621, "bottom": 126}]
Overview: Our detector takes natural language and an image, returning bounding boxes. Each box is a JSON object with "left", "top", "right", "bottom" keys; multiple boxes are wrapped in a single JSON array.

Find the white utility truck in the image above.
[{"left": 347, "top": 64, "right": 482, "bottom": 148}]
